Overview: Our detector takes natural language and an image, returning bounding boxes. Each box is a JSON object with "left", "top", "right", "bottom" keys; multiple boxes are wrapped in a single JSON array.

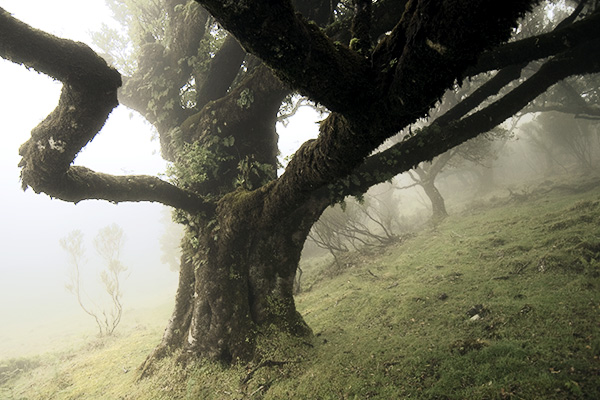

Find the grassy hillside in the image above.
[{"left": 2, "top": 177, "right": 600, "bottom": 399}]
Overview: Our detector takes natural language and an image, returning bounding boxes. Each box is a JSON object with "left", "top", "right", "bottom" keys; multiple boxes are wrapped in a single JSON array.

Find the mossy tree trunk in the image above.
[
  {"left": 144, "top": 189, "right": 325, "bottom": 368},
  {"left": 3, "top": 0, "right": 600, "bottom": 371}
]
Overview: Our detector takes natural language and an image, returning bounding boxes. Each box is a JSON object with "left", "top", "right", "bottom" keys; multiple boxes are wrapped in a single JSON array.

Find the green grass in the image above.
[{"left": 2, "top": 178, "right": 600, "bottom": 399}]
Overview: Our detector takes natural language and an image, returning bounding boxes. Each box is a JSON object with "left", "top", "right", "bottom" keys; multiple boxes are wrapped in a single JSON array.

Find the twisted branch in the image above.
[{"left": 0, "top": 8, "right": 209, "bottom": 214}]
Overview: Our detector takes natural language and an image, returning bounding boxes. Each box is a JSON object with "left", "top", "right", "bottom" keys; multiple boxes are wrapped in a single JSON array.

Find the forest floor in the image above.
[{"left": 1, "top": 174, "right": 600, "bottom": 399}]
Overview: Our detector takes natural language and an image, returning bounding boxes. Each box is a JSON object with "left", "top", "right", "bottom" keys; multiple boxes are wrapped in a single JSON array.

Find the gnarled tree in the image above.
[{"left": 2, "top": 0, "right": 600, "bottom": 371}]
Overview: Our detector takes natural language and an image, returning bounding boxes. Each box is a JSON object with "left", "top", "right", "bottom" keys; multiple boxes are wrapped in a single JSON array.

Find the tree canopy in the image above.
[{"left": 2, "top": 1, "right": 599, "bottom": 212}]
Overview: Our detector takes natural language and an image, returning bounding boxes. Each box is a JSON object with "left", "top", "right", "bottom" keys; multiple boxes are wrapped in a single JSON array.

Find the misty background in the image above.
[
  {"left": 0, "top": 0, "right": 174, "bottom": 358},
  {"left": 0, "top": 0, "right": 320, "bottom": 358}
]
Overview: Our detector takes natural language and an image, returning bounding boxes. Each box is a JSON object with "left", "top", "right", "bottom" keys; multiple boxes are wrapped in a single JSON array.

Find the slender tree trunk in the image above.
[
  {"left": 413, "top": 162, "right": 450, "bottom": 225},
  {"left": 420, "top": 179, "right": 448, "bottom": 224}
]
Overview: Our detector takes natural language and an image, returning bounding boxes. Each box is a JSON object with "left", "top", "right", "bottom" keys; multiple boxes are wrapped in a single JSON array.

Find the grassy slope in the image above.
[{"left": 2, "top": 178, "right": 600, "bottom": 399}]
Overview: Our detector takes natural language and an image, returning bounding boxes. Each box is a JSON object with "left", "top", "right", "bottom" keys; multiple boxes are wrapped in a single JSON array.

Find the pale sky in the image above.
[{"left": 0, "top": 1, "right": 319, "bottom": 358}]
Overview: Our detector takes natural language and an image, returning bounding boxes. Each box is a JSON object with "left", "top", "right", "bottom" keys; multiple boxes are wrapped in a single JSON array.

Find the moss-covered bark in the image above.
[{"left": 141, "top": 188, "right": 322, "bottom": 374}]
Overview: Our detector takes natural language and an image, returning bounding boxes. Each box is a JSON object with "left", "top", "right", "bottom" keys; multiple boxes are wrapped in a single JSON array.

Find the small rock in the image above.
[
  {"left": 520, "top": 304, "right": 533, "bottom": 314},
  {"left": 466, "top": 304, "right": 488, "bottom": 317}
]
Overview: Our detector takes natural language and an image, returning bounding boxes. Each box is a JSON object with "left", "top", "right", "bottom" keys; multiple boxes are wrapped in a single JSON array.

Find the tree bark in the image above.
[{"left": 141, "top": 189, "right": 322, "bottom": 375}]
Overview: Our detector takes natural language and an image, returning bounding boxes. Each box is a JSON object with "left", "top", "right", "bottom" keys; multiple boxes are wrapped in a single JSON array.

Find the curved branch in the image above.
[
  {"left": 0, "top": 8, "right": 209, "bottom": 214},
  {"left": 0, "top": 8, "right": 119, "bottom": 88}
]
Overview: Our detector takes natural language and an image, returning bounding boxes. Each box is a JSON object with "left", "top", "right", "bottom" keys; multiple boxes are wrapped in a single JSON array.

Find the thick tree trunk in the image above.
[
  {"left": 141, "top": 191, "right": 322, "bottom": 375},
  {"left": 183, "top": 225, "right": 310, "bottom": 363}
]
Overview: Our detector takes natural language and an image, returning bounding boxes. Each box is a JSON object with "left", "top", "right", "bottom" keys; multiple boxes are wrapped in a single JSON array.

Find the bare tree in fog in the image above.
[
  {"left": 2, "top": 0, "right": 600, "bottom": 371},
  {"left": 407, "top": 128, "right": 512, "bottom": 223},
  {"left": 309, "top": 195, "right": 400, "bottom": 267},
  {"left": 60, "top": 231, "right": 102, "bottom": 334},
  {"left": 60, "top": 224, "right": 127, "bottom": 336}
]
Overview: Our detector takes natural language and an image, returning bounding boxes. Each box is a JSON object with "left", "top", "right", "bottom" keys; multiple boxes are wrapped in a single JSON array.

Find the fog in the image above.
[
  {"left": 0, "top": 0, "right": 180, "bottom": 358},
  {"left": 0, "top": 55, "right": 177, "bottom": 358},
  {"left": 2, "top": 2, "right": 599, "bottom": 398},
  {"left": 0, "top": 1, "right": 322, "bottom": 359}
]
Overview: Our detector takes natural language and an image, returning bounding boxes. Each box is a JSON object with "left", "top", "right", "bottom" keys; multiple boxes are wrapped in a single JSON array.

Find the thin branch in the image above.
[
  {"left": 467, "top": 9, "right": 600, "bottom": 77},
  {"left": 392, "top": 181, "right": 420, "bottom": 191},
  {"left": 435, "top": 64, "right": 527, "bottom": 127},
  {"left": 277, "top": 97, "right": 312, "bottom": 125}
]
